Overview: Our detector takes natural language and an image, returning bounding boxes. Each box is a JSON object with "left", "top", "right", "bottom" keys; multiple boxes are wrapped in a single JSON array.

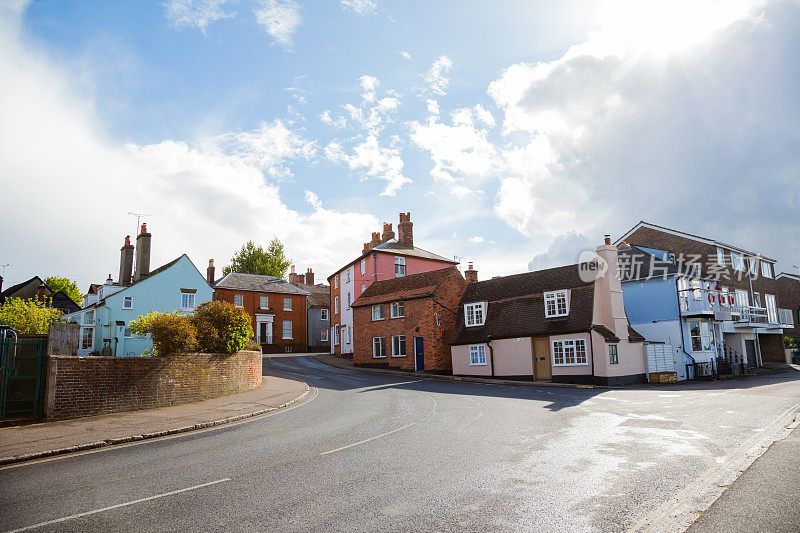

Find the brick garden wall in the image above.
[{"left": 45, "top": 351, "right": 262, "bottom": 420}]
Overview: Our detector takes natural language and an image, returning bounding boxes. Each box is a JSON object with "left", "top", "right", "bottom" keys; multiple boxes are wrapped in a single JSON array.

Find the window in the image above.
[
  {"left": 716, "top": 247, "right": 725, "bottom": 266},
  {"left": 334, "top": 296, "right": 339, "bottom": 314},
  {"left": 234, "top": 294, "right": 243, "bottom": 307},
  {"left": 124, "top": 327, "right": 132, "bottom": 338},
  {"left": 747, "top": 257, "right": 757, "bottom": 276},
  {"left": 372, "top": 304, "right": 385, "bottom": 320},
  {"left": 395, "top": 256, "right": 406, "bottom": 277},
  {"left": 373, "top": 337, "right": 386, "bottom": 358},
  {"left": 761, "top": 261, "right": 773, "bottom": 279},
  {"left": 334, "top": 275, "right": 338, "bottom": 289},
  {"left": 122, "top": 296, "right": 133, "bottom": 309},
  {"left": 730, "top": 252, "right": 744, "bottom": 272},
  {"left": 361, "top": 284, "right": 367, "bottom": 295},
  {"left": 360, "top": 259, "right": 366, "bottom": 275},
  {"left": 469, "top": 345, "right": 486, "bottom": 365},
  {"left": 544, "top": 290, "right": 569, "bottom": 317},
  {"left": 609, "top": 345, "right": 618, "bottom": 364},
  {"left": 81, "top": 327, "right": 94, "bottom": 349},
  {"left": 346, "top": 270, "right": 350, "bottom": 283},
  {"left": 282, "top": 320, "right": 293, "bottom": 340},
  {"left": 320, "top": 308, "right": 329, "bottom": 320},
  {"left": 392, "top": 335, "right": 406, "bottom": 357},
  {"left": 284, "top": 297, "right": 292, "bottom": 311},
  {"left": 181, "top": 292, "right": 195, "bottom": 309},
  {"left": 346, "top": 292, "right": 351, "bottom": 309},
  {"left": 464, "top": 302, "right": 486, "bottom": 327},
  {"left": 688, "top": 321, "right": 712, "bottom": 351},
  {"left": 552, "top": 339, "right": 588, "bottom": 366},
  {"left": 320, "top": 328, "right": 329, "bottom": 342},
  {"left": 765, "top": 294, "right": 778, "bottom": 324},
  {"left": 753, "top": 292, "right": 761, "bottom": 308},
  {"left": 260, "top": 296, "right": 268, "bottom": 309},
  {"left": 83, "top": 310, "right": 94, "bottom": 324},
  {"left": 334, "top": 326, "right": 340, "bottom": 345},
  {"left": 391, "top": 301, "right": 405, "bottom": 318},
  {"left": 346, "top": 326, "right": 351, "bottom": 344}
]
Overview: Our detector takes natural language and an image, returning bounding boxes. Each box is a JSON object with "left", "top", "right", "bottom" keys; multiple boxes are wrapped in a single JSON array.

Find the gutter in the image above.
[{"left": 486, "top": 335, "right": 495, "bottom": 377}]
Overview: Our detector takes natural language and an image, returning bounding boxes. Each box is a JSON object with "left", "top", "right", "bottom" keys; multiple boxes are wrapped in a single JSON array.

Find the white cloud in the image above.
[
  {"left": 359, "top": 74, "right": 380, "bottom": 103},
  {"left": 341, "top": 0, "right": 378, "bottom": 15},
  {"left": 254, "top": 0, "right": 301, "bottom": 47},
  {"left": 0, "top": 3, "right": 378, "bottom": 288},
  {"left": 528, "top": 232, "right": 597, "bottom": 271},
  {"left": 320, "top": 109, "right": 346, "bottom": 128},
  {"left": 164, "top": 0, "right": 236, "bottom": 34},
  {"left": 325, "top": 135, "right": 410, "bottom": 196},
  {"left": 468, "top": 236, "right": 484, "bottom": 243},
  {"left": 399, "top": 51, "right": 411, "bottom": 60},
  {"left": 422, "top": 55, "right": 453, "bottom": 96}
]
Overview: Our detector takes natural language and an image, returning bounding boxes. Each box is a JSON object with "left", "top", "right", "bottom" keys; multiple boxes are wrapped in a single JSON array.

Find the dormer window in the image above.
[
  {"left": 544, "top": 290, "right": 568, "bottom": 318},
  {"left": 464, "top": 302, "right": 485, "bottom": 327}
]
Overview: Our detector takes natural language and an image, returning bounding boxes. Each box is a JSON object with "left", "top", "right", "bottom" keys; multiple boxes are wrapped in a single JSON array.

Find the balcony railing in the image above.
[
  {"left": 679, "top": 288, "right": 784, "bottom": 327},
  {"left": 678, "top": 288, "right": 732, "bottom": 316},
  {"left": 733, "top": 305, "right": 771, "bottom": 325},
  {"left": 779, "top": 308, "right": 795, "bottom": 328}
]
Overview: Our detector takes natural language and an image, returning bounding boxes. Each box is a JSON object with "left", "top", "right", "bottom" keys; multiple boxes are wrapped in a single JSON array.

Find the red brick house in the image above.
[
  {"left": 212, "top": 271, "right": 309, "bottom": 353},
  {"left": 351, "top": 266, "right": 466, "bottom": 373}
]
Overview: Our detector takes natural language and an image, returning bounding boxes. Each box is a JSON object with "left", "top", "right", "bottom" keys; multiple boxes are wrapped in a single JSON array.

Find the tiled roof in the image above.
[
  {"left": 215, "top": 272, "right": 309, "bottom": 295},
  {"left": 628, "top": 325, "right": 645, "bottom": 342},
  {"left": 371, "top": 240, "right": 458, "bottom": 263},
  {"left": 297, "top": 284, "right": 330, "bottom": 308},
  {"left": 352, "top": 266, "right": 457, "bottom": 307},
  {"left": 451, "top": 264, "right": 595, "bottom": 345}
]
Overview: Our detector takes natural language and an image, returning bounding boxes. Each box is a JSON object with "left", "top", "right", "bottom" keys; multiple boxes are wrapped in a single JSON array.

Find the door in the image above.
[
  {"left": 259, "top": 323, "right": 268, "bottom": 343},
  {"left": 1, "top": 333, "right": 48, "bottom": 419},
  {"left": 533, "top": 337, "right": 552, "bottom": 381},
  {"left": 745, "top": 340, "right": 757, "bottom": 368},
  {"left": 414, "top": 337, "right": 424, "bottom": 371}
]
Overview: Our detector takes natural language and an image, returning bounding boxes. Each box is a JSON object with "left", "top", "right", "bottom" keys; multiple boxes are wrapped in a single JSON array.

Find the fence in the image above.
[{"left": 48, "top": 323, "right": 80, "bottom": 356}]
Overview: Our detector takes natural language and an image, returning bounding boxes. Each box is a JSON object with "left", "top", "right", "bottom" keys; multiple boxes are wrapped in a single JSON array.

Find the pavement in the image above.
[
  {"left": 0, "top": 372, "right": 308, "bottom": 465},
  {"left": 1, "top": 354, "right": 798, "bottom": 532}
]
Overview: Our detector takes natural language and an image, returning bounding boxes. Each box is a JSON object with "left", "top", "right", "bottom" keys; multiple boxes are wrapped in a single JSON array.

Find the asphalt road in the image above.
[{"left": 1, "top": 355, "right": 799, "bottom": 532}]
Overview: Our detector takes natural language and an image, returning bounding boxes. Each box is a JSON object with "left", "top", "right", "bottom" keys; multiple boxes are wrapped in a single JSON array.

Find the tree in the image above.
[
  {"left": 0, "top": 298, "right": 62, "bottom": 334},
  {"left": 222, "top": 238, "right": 291, "bottom": 278},
  {"left": 44, "top": 276, "right": 82, "bottom": 305}
]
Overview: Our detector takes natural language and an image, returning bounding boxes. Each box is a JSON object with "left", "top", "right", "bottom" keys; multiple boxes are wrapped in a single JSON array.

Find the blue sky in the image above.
[{"left": 2, "top": 0, "right": 799, "bottom": 290}]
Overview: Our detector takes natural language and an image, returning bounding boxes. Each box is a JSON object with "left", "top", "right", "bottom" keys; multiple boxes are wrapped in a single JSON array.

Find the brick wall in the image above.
[
  {"left": 776, "top": 276, "right": 800, "bottom": 341},
  {"left": 214, "top": 288, "right": 307, "bottom": 352},
  {"left": 45, "top": 350, "right": 262, "bottom": 420}
]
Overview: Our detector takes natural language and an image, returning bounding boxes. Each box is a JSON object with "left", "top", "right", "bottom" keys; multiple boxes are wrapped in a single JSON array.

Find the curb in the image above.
[
  {"left": 0, "top": 385, "right": 310, "bottom": 467},
  {"left": 312, "top": 355, "right": 611, "bottom": 389}
]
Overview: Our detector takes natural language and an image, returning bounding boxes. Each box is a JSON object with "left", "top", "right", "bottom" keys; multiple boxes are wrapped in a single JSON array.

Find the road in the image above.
[{"left": 1, "top": 355, "right": 799, "bottom": 532}]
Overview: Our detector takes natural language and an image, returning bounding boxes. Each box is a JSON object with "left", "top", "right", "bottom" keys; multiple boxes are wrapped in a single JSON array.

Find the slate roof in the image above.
[
  {"left": 328, "top": 239, "right": 457, "bottom": 281},
  {"left": 352, "top": 266, "right": 457, "bottom": 307},
  {"left": 0, "top": 276, "right": 45, "bottom": 303},
  {"left": 215, "top": 272, "right": 309, "bottom": 296},
  {"left": 451, "top": 264, "right": 596, "bottom": 345},
  {"left": 297, "top": 284, "right": 331, "bottom": 309}
]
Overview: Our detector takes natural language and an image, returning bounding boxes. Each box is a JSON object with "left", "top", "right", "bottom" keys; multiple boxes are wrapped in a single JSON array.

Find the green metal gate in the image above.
[{"left": 0, "top": 333, "right": 48, "bottom": 419}]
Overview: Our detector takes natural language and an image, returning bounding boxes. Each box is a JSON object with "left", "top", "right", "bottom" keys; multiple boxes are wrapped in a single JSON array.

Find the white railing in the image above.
[
  {"left": 779, "top": 308, "right": 795, "bottom": 327},
  {"left": 734, "top": 305, "right": 770, "bottom": 325},
  {"left": 678, "top": 288, "right": 729, "bottom": 315}
]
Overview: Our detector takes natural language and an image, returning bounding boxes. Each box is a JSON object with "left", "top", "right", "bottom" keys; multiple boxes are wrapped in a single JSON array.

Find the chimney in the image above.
[
  {"left": 363, "top": 242, "right": 371, "bottom": 254},
  {"left": 465, "top": 262, "right": 478, "bottom": 283},
  {"left": 381, "top": 223, "right": 395, "bottom": 243},
  {"left": 604, "top": 234, "right": 611, "bottom": 245},
  {"left": 595, "top": 236, "right": 629, "bottom": 343},
  {"left": 35, "top": 282, "right": 47, "bottom": 300},
  {"left": 288, "top": 265, "right": 297, "bottom": 285},
  {"left": 297, "top": 274, "right": 306, "bottom": 284},
  {"left": 370, "top": 232, "right": 381, "bottom": 248},
  {"left": 306, "top": 268, "right": 314, "bottom": 286},
  {"left": 207, "top": 259, "right": 215, "bottom": 285},
  {"left": 398, "top": 212, "right": 413, "bottom": 248},
  {"left": 133, "top": 223, "right": 151, "bottom": 282},
  {"left": 119, "top": 235, "right": 134, "bottom": 285},
  {"left": 0, "top": 275, "right": 3, "bottom": 294},
  {"left": 105, "top": 274, "right": 114, "bottom": 285}
]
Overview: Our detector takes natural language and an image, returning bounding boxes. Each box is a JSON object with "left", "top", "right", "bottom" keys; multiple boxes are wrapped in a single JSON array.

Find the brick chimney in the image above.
[
  {"left": 119, "top": 235, "right": 134, "bottom": 285},
  {"left": 604, "top": 234, "right": 611, "bottom": 245},
  {"left": 306, "top": 268, "right": 314, "bottom": 286},
  {"left": 363, "top": 242, "right": 371, "bottom": 254},
  {"left": 35, "top": 282, "right": 47, "bottom": 300},
  {"left": 288, "top": 265, "right": 297, "bottom": 285},
  {"left": 381, "top": 223, "right": 395, "bottom": 243},
  {"left": 398, "top": 212, "right": 413, "bottom": 248},
  {"left": 133, "top": 223, "right": 151, "bottom": 282},
  {"left": 207, "top": 259, "right": 215, "bottom": 285},
  {"left": 370, "top": 232, "right": 381, "bottom": 248},
  {"left": 465, "top": 262, "right": 478, "bottom": 283}
]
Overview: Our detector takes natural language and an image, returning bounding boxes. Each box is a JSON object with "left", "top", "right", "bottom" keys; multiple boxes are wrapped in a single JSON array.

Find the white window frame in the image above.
[
  {"left": 390, "top": 301, "right": 405, "bottom": 318},
  {"left": 391, "top": 335, "right": 406, "bottom": 357},
  {"left": 320, "top": 329, "right": 329, "bottom": 342},
  {"left": 394, "top": 256, "right": 406, "bottom": 277},
  {"left": 544, "top": 290, "right": 569, "bottom": 318},
  {"left": 469, "top": 345, "right": 486, "bottom": 366},
  {"left": 464, "top": 302, "right": 486, "bottom": 327},
  {"left": 122, "top": 295, "right": 133, "bottom": 309},
  {"left": 730, "top": 252, "right": 744, "bottom": 272},
  {"left": 180, "top": 292, "right": 195, "bottom": 310},
  {"left": 334, "top": 296, "right": 339, "bottom": 315},
  {"left": 259, "top": 295, "right": 268, "bottom": 309},
  {"left": 360, "top": 259, "right": 366, "bottom": 275},
  {"left": 81, "top": 327, "right": 94, "bottom": 350},
  {"left": 283, "top": 297, "right": 292, "bottom": 311},
  {"left": 234, "top": 294, "right": 244, "bottom": 308},
  {"left": 83, "top": 310, "right": 94, "bottom": 325},
  {"left": 716, "top": 247, "right": 725, "bottom": 266},
  {"left": 361, "top": 284, "right": 366, "bottom": 295},
  {"left": 282, "top": 320, "right": 293, "bottom": 340},
  {"left": 320, "top": 308, "right": 329, "bottom": 321},
  {"left": 334, "top": 326, "right": 340, "bottom": 346},
  {"left": 124, "top": 326, "right": 132, "bottom": 339},
  {"left": 761, "top": 261, "right": 773, "bottom": 279},
  {"left": 551, "top": 339, "right": 588, "bottom": 366},
  {"left": 346, "top": 292, "right": 351, "bottom": 309},
  {"left": 372, "top": 304, "right": 385, "bottom": 321},
  {"left": 765, "top": 294, "right": 778, "bottom": 324},
  {"left": 334, "top": 275, "right": 338, "bottom": 289},
  {"left": 609, "top": 344, "right": 618, "bottom": 364},
  {"left": 373, "top": 336, "right": 386, "bottom": 358},
  {"left": 346, "top": 270, "right": 350, "bottom": 283},
  {"left": 747, "top": 257, "right": 757, "bottom": 276},
  {"left": 688, "top": 320, "right": 712, "bottom": 352}
]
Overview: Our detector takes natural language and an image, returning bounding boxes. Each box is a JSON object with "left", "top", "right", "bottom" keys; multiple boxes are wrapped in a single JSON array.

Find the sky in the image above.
[{"left": 1, "top": 0, "right": 799, "bottom": 292}]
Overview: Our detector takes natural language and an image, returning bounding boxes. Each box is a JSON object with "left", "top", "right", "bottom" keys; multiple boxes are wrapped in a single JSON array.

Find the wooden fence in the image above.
[{"left": 48, "top": 323, "right": 80, "bottom": 356}]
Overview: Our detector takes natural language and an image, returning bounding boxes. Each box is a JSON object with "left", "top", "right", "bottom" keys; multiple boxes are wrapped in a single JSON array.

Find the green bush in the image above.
[
  {"left": 0, "top": 297, "right": 62, "bottom": 334},
  {"left": 193, "top": 300, "right": 254, "bottom": 354},
  {"left": 130, "top": 311, "right": 197, "bottom": 357}
]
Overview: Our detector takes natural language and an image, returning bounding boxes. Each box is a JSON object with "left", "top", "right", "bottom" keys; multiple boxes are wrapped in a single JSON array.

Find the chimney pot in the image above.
[
  {"left": 133, "top": 224, "right": 152, "bottom": 282},
  {"left": 305, "top": 268, "right": 314, "bottom": 286},
  {"left": 207, "top": 259, "right": 215, "bottom": 285},
  {"left": 464, "top": 263, "right": 478, "bottom": 283},
  {"left": 604, "top": 234, "right": 611, "bottom": 245},
  {"left": 140, "top": 223, "right": 147, "bottom": 234}
]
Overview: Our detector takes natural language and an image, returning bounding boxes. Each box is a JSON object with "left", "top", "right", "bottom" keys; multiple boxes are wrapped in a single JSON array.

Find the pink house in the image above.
[{"left": 328, "top": 213, "right": 458, "bottom": 356}]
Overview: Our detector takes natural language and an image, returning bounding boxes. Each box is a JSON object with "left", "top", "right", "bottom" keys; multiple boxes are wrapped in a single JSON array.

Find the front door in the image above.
[
  {"left": 533, "top": 337, "right": 552, "bottom": 381},
  {"left": 745, "top": 340, "right": 757, "bottom": 368},
  {"left": 414, "top": 337, "right": 424, "bottom": 371}
]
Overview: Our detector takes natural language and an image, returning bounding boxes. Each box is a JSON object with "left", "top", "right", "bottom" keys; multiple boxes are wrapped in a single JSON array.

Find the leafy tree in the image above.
[
  {"left": 193, "top": 301, "right": 254, "bottom": 354},
  {"left": 44, "top": 276, "right": 82, "bottom": 305},
  {"left": 222, "top": 239, "right": 291, "bottom": 278},
  {"left": 0, "top": 298, "right": 62, "bottom": 334}
]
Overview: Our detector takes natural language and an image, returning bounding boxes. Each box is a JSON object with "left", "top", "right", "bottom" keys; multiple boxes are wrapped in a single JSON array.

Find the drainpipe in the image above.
[
  {"left": 588, "top": 328, "right": 596, "bottom": 384},
  {"left": 486, "top": 335, "right": 495, "bottom": 377}
]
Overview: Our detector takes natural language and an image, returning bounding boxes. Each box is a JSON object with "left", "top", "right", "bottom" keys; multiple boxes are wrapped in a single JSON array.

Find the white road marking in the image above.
[
  {"left": 7, "top": 478, "right": 231, "bottom": 532},
  {"left": 320, "top": 423, "right": 415, "bottom": 456},
  {"left": 358, "top": 380, "right": 421, "bottom": 392}
]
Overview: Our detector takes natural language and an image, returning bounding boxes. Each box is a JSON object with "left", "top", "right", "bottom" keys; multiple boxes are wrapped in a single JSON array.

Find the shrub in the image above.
[
  {"left": 0, "top": 297, "right": 62, "bottom": 334},
  {"left": 785, "top": 336, "right": 798, "bottom": 348},
  {"left": 193, "top": 300, "right": 253, "bottom": 354},
  {"left": 130, "top": 311, "right": 197, "bottom": 357}
]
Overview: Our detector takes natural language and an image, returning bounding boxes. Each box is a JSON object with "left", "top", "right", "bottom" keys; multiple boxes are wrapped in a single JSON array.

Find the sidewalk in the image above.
[
  {"left": 314, "top": 353, "right": 591, "bottom": 389},
  {"left": 0, "top": 375, "right": 308, "bottom": 465}
]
